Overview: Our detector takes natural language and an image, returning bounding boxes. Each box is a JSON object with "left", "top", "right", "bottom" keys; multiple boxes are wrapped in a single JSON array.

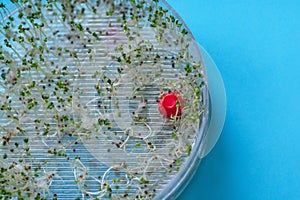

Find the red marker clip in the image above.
[{"left": 158, "top": 92, "right": 184, "bottom": 119}]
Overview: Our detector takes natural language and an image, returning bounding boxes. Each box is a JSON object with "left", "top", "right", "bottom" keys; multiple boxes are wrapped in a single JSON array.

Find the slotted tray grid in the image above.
[{"left": 0, "top": 1, "right": 209, "bottom": 199}]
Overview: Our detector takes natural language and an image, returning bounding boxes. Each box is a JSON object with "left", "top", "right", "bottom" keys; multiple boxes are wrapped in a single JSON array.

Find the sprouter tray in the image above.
[{"left": 0, "top": 1, "right": 209, "bottom": 199}]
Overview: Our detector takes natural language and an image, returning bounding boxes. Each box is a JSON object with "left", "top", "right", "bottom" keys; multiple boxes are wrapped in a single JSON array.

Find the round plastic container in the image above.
[{"left": 0, "top": 1, "right": 225, "bottom": 199}]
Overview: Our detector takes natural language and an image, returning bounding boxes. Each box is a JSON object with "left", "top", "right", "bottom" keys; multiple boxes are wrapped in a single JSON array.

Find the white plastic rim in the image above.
[
  {"left": 0, "top": 1, "right": 224, "bottom": 199},
  {"left": 200, "top": 45, "right": 226, "bottom": 158}
]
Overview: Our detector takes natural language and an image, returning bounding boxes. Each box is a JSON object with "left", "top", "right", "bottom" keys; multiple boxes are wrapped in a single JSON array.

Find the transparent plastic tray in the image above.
[{"left": 0, "top": 1, "right": 225, "bottom": 199}]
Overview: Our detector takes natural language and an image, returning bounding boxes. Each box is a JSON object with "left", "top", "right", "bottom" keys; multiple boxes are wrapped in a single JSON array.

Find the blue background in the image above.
[
  {"left": 1, "top": 0, "right": 300, "bottom": 199},
  {"left": 167, "top": 0, "right": 300, "bottom": 200}
]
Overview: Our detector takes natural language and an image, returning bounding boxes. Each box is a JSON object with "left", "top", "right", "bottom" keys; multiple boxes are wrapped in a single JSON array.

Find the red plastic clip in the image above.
[{"left": 158, "top": 92, "right": 184, "bottom": 119}]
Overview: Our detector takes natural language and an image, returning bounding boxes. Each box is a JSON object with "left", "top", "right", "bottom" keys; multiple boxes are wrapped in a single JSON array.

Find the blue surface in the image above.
[
  {"left": 2, "top": 1, "right": 300, "bottom": 199},
  {"left": 167, "top": 1, "right": 300, "bottom": 200}
]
